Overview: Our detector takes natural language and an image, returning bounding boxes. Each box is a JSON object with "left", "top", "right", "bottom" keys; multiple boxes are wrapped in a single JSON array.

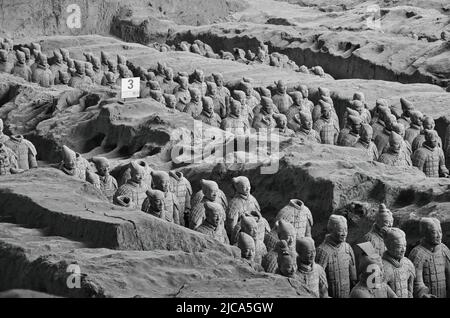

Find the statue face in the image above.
[
  {"left": 426, "top": 133, "right": 438, "bottom": 148},
  {"left": 151, "top": 198, "right": 164, "bottom": 212},
  {"left": 131, "top": 170, "right": 144, "bottom": 184},
  {"left": 301, "top": 88, "right": 308, "bottom": 99},
  {"left": 206, "top": 209, "right": 220, "bottom": 227},
  {"left": 157, "top": 179, "right": 170, "bottom": 192},
  {"left": 65, "top": 158, "right": 76, "bottom": 170},
  {"left": 322, "top": 109, "right": 331, "bottom": 120},
  {"left": 237, "top": 180, "right": 251, "bottom": 196},
  {"left": 204, "top": 186, "right": 218, "bottom": 201},
  {"left": 241, "top": 247, "right": 255, "bottom": 261},
  {"left": 390, "top": 140, "right": 401, "bottom": 153},
  {"left": 302, "top": 117, "right": 312, "bottom": 130},
  {"left": 298, "top": 244, "right": 315, "bottom": 266},
  {"left": 278, "top": 118, "right": 287, "bottom": 129},
  {"left": 244, "top": 86, "right": 252, "bottom": 97},
  {"left": 279, "top": 257, "right": 296, "bottom": 277},
  {"left": 264, "top": 104, "right": 273, "bottom": 115},
  {"left": 166, "top": 69, "right": 173, "bottom": 80},
  {"left": 208, "top": 85, "right": 217, "bottom": 95},
  {"left": 204, "top": 100, "right": 214, "bottom": 113},
  {"left": 97, "top": 163, "right": 110, "bottom": 176},
  {"left": 196, "top": 71, "right": 204, "bottom": 82},
  {"left": 215, "top": 76, "right": 223, "bottom": 87},
  {"left": 376, "top": 214, "right": 393, "bottom": 234},
  {"left": 388, "top": 237, "right": 406, "bottom": 260},
  {"left": 425, "top": 222, "right": 442, "bottom": 246},
  {"left": 293, "top": 95, "right": 302, "bottom": 105},
  {"left": 278, "top": 82, "right": 287, "bottom": 94},
  {"left": 361, "top": 129, "right": 372, "bottom": 142},
  {"left": 192, "top": 91, "right": 200, "bottom": 102},
  {"left": 423, "top": 119, "right": 434, "bottom": 130},
  {"left": 231, "top": 103, "right": 241, "bottom": 116},
  {"left": 167, "top": 98, "right": 176, "bottom": 108},
  {"left": 330, "top": 222, "right": 347, "bottom": 243},
  {"left": 61, "top": 73, "right": 70, "bottom": 84},
  {"left": 180, "top": 79, "right": 188, "bottom": 89},
  {"left": 279, "top": 233, "right": 295, "bottom": 248}
]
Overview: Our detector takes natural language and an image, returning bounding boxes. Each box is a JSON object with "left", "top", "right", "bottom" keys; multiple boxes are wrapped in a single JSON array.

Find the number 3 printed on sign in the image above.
[{"left": 128, "top": 80, "right": 134, "bottom": 90}]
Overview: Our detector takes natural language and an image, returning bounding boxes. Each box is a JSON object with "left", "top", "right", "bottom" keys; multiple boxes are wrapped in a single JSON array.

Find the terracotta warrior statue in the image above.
[
  {"left": 113, "top": 161, "right": 149, "bottom": 209},
  {"left": 49, "top": 50, "right": 68, "bottom": 85},
  {"left": 241, "top": 81, "right": 259, "bottom": 114},
  {"left": 161, "top": 67, "right": 177, "bottom": 94},
  {"left": 69, "top": 60, "right": 93, "bottom": 89},
  {"left": 190, "top": 69, "right": 207, "bottom": 96},
  {"left": 275, "top": 241, "right": 297, "bottom": 278},
  {"left": 169, "top": 171, "right": 192, "bottom": 227},
  {"left": 262, "top": 220, "right": 296, "bottom": 273},
  {"left": 183, "top": 87, "right": 203, "bottom": 118},
  {"left": 295, "top": 111, "right": 321, "bottom": 143},
  {"left": 174, "top": 76, "right": 191, "bottom": 111},
  {"left": 190, "top": 179, "right": 227, "bottom": 230},
  {"left": 378, "top": 131, "right": 410, "bottom": 167},
  {"left": 195, "top": 201, "right": 229, "bottom": 244},
  {"left": 313, "top": 101, "right": 339, "bottom": 145},
  {"left": 238, "top": 232, "right": 265, "bottom": 272},
  {"left": 412, "top": 130, "right": 449, "bottom": 178},
  {"left": 196, "top": 96, "right": 222, "bottom": 128},
  {"left": 354, "top": 124, "right": 378, "bottom": 161},
  {"left": 206, "top": 81, "right": 227, "bottom": 119},
  {"left": 286, "top": 91, "right": 312, "bottom": 132},
  {"left": 233, "top": 90, "right": 251, "bottom": 127},
  {"left": 89, "top": 57, "right": 104, "bottom": 86},
  {"left": 274, "top": 114, "right": 295, "bottom": 137},
  {"left": 362, "top": 203, "right": 393, "bottom": 257},
  {"left": 271, "top": 80, "right": 293, "bottom": 114},
  {"left": 384, "top": 122, "right": 413, "bottom": 165},
  {"left": 31, "top": 53, "right": 54, "bottom": 87},
  {"left": 350, "top": 253, "right": 397, "bottom": 298},
  {"left": 0, "top": 49, "right": 13, "bottom": 74},
  {"left": 296, "top": 237, "right": 329, "bottom": 298},
  {"left": 143, "top": 170, "right": 180, "bottom": 224},
  {"left": 12, "top": 50, "right": 32, "bottom": 81},
  {"left": 141, "top": 189, "right": 169, "bottom": 221},
  {"left": 371, "top": 106, "right": 391, "bottom": 141},
  {"left": 0, "top": 142, "right": 21, "bottom": 175},
  {"left": 163, "top": 94, "right": 178, "bottom": 113},
  {"left": 408, "top": 217, "right": 450, "bottom": 298},
  {"left": 374, "top": 112, "right": 397, "bottom": 156},
  {"left": 226, "top": 176, "right": 261, "bottom": 236},
  {"left": 397, "top": 97, "right": 415, "bottom": 129},
  {"left": 404, "top": 110, "right": 423, "bottom": 145},
  {"left": 413, "top": 116, "right": 442, "bottom": 153},
  {"left": 91, "top": 157, "right": 118, "bottom": 202},
  {"left": 212, "top": 73, "right": 230, "bottom": 102},
  {"left": 275, "top": 199, "right": 313, "bottom": 239},
  {"left": 337, "top": 107, "right": 359, "bottom": 145},
  {"left": 221, "top": 99, "right": 248, "bottom": 134},
  {"left": 382, "top": 228, "right": 417, "bottom": 298},
  {"left": 237, "top": 214, "right": 268, "bottom": 264},
  {"left": 5, "top": 135, "right": 37, "bottom": 170},
  {"left": 338, "top": 114, "right": 362, "bottom": 147},
  {"left": 316, "top": 215, "right": 357, "bottom": 298},
  {"left": 252, "top": 97, "right": 276, "bottom": 131},
  {"left": 59, "top": 145, "right": 89, "bottom": 181}
]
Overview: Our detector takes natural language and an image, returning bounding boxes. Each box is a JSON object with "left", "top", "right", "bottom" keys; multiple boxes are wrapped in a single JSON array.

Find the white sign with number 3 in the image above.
[{"left": 121, "top": 77, "right": 140, "bottom": 99}]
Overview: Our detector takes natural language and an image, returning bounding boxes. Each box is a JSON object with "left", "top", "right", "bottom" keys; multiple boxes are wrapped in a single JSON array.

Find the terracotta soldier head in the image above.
[
  {"left": 383, "top": 228, "right": 406, "bottom": 261},
  {"left": 229, "top": 99, "right": 242, "bottom": 117},
  {"left": 206, "top": 81, "right": 217, "bottom": 96},
  {"left": 148, "top": 80, "right": 160, "bottom": 91},
  {"left": 189, "top": 87, "right": 201, "bottom": 103},
  {"left": 59, "top": 70, "right": 70, "bottom": 85},
  {"left": 145, "top": 189, "right": 165, "bottom": 217},
  {"left": 117, "top": 54, "right": 127, "bottom": 66},
  {"left": 53, "top": 50, "right": 63, "bottom": 64},
  {"left": 318, "top": 87, "right": 330, "bottom": 98},
  {"left": 260, "top": 97, "right": 274, "bottom": 115},
  {"left": 400, "top": 98, "right": 414, "bottom": 117},
  {"left": 204, "top": 201, "right": 223, "bottom": 228},
  {"left": 259, "top": 87, "right": 271, "bottom": 98},
  {"left": 104, "top": 72, "right": 116, "bottom": 86},
  {"left": 327, "top": 215, "right": 348, "bottom": 244},
  {"left": 15, "top": 50, "right": 26, "bottom": 65},
  {"left": 86, "top": 170, "right": 101, "bottom": 188},
  {"left": 156, "top": 62, "right": 166, "bottom": 76},
  {"left": 200, "top": 179, "right": 219, "bottom": 201},
  {"left": 91, "top": 56, "right": 101, "bottom": 71},
  {"left": 348, "top": 114, "right": 362, "bottom": 135},
  {"left": 212, "top": 73, "right": 225, "bottom": 87},
  {"left": 422, "top": 116, "right": 435, "bottom": 130},
  {"left": 359, "top": 124, "right": 373, "bottom": 143},
  {"left": 290, "top": 91, "right": 303, "bottom": 106},
  {"left": 275, "top": 80, "right": 287, "bottom": 95},
  {"left": 61, "top": 145, "right": 76, "bottom": 170},
  {"left": 240, "top": 81, "right": 253, "bottom": 98},
  {"left": 233, "top": 176, "right": 251, "bottom": 197},
  {"left": 420, "top": 217, "right": 442, "bottom": 246},
  {"left": 274, "top": 114, "right": 288, "bottom": 130},
  {"left": 375, "top": 204, "right": 394, "bottom": 232},
  {"left": 151, "top": 170, "right": 171, "bottom": 192},
  {"left": 60, "top": 48, "right": 70, "bottom": 62},
  {"left": 202, "top": 96, "right": 214, "bottom": 114},
  {"left": 21, "top": 47, "right": 31, "bottom": 63},
  {"left": 410, "top": 110, "right": 424, "bottom": 127},
  {"left": 296, "top": 236, "right": 316, "bottom": 267},
  {"left": 388, "top": 131, "right": 403, "bottom": 154},
  {"left": 352, "top": 100, "right": 364, "bottom": 115},
  {"left": 164, "top": 94, "right": 177, "bottom": 109},
  {"left": 320, "top": 101, "right": 332, "bottom": 120},
  {"left": 240, "top": 215, "right": 258, "bottom": 241},
  {"left": 129, "top": 161, "right": 145, "bottom": 184},
  {"left": 92, "top": 157, "right": 111, "bottom": 177},
  {"left": 74, "top": 60, "right": 85, "bottom": 76},
  {"left": 299, "top": 111, "right": 313, "bottom": 131},
  {"left": 193, "top": 69, "right": 204, "bottom": 83},
  {"left": 233, "top": 90, "right": 246, "bottom": 106},
  {"left": 424, "top": 129, "right": 439, "bottom": 149},
  {"left": 276, "top": 220, "right": 296, "bottom": 248},
  {"left": 164, "top": 67, "right": 174, "bottom": 81},
  {"left": 238, "top": 232, "right": 256, "bottom": 261},
  {"left": 277, "top": 240, "right": 297, "bottom": 277},
  {"left": 178, "top": 76, "right": 189, "bottom": 90},
  {"left": 391, "top": 122, "right": 406, "bottom": 139}
]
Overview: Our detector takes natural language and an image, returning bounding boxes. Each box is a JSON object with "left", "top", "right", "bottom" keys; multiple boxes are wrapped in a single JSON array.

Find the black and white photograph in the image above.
[{"left": 0, "top": 0, "right": 449, "bottom": 305}]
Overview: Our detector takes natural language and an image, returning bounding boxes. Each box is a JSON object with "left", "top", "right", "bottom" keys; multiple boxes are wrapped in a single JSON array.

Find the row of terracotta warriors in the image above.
[
  {"left": 149, "top": 39, "right": 331, "bottom": 78},
  {"left": 57, "top": 146, "right": 449, "bottom": 299}
]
